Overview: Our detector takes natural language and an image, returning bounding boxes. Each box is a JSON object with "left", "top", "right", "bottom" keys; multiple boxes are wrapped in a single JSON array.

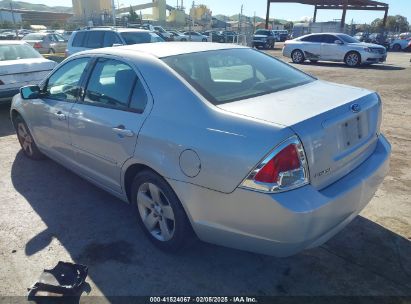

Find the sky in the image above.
[{"left": 19, "top": 0, "right": 411, "bottom": 24}]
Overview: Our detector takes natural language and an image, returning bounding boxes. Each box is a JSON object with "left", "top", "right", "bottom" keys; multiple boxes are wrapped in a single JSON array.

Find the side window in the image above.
[
  {"left": 72, "top": 32, "right": 86, "bottom": 47},
  {"left": 45, "top": 57, "right": 90, "bottom": 101},
  {"left": 84, "top": 58, "right": 137, "bottom": 109},
  {"left": 129, "top": 79, "right": 148, "bottom": 113},
  {"left": 85, "top": 31, "right": 104, "bottom": 48},
  {"left": 103, "top": 32, "right": 122, "bottom": 47}
]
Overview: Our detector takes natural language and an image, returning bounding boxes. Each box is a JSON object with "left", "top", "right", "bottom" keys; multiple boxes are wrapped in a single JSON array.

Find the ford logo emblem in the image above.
[{"left": 351, "top": 103, "right": 361, "bottom": 113}]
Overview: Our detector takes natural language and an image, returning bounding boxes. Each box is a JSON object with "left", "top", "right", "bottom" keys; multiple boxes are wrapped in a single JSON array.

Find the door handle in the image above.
[
  {"left": 112, "top": 125, "right": 134, "bottom": 137},
  {"left": 55, "top": 111, "right": 66, "bottom": 121}
]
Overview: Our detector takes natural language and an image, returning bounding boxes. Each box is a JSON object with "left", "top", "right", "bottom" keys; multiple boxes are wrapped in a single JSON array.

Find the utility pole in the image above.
[
  {"left": 111, "top": 0, "right": 116, "bottom": 26},
  {"left": 10, "top": 0, "right": 18, "bottom": 37}
]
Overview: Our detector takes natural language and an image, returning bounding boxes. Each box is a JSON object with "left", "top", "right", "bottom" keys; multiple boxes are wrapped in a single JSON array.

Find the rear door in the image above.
[
  {"left": 300, "top": 35, "right": 322, "bottom": 60},
  {"left": 69, "top": 56, "right": 152, "bottom": 193}
]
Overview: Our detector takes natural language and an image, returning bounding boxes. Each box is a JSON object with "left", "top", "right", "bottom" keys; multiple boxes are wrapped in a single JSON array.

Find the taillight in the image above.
[
  {"left": 240, "top": 136, "right": 309, "bottom": 193},
  {"left": 33, "top": 42, "right": 42, "bottom": 49}
]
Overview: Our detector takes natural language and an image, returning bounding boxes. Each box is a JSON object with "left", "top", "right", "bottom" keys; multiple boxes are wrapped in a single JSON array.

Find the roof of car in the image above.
[
  {"left": 115, "top": 42, "right": 247, "bottom": 58},
  {"left": 76, "top": 27, "right": 150, "bottom": 33}
]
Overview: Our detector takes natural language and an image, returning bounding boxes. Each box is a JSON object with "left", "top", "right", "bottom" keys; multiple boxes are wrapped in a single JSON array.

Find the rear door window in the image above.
[{"left": 321, "top": 34, "right": 338, "bottom": 44}]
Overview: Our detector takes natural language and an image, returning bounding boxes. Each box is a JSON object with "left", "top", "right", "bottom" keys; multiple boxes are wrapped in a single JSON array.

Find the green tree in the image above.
[
  {"left": 370, "top": 15, "right": 409, "bottom": 32},
  {"left": 128, "top": 5, "right": 139, "bottom": 23},
  {"left": 284, "top": 21, "right": 294, "bottom": 31}
]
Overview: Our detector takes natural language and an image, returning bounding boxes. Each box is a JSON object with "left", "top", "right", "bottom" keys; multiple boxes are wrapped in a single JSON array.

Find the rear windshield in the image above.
[
  {"left": 120, "top": 32, "right": 164, "bottom": 44},
  {"left": 163, "top": 48, "right": 314, "bottom": 105},
  {"left": 22, "top": 34, "right": 45, "bottom": 41},
  {"left": 0, "top": 44, "right": 42, "bottom": 61}
]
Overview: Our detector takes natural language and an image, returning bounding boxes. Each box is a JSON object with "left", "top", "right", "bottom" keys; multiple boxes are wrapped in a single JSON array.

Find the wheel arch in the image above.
[{"left": 344, "top": 50, "right": 362, "bottom": 65}]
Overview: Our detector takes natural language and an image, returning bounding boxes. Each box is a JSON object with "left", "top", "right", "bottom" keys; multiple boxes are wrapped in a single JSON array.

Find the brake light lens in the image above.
[
  {"left": 33, "top": 42, "right": 42, "bottom": 49},
  {"left": 240, "top": 136, "right": 309, "bottom": 193}
]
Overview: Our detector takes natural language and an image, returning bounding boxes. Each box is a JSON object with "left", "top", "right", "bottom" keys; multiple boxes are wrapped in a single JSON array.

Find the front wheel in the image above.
[
  {"left": 131, "top": 170, "right": 194, "bottom": 252},
  {"left": 291, "top": 49, "right": 305, "bottom": 63},
  {"left": 392, "top": 44, "right": 401, "bottom": 52},
  {"left": 48, "top": 48, "right": 55, "bottom": 55},
  {"left": 14, "top": 115, "right": 45, "bottom": 160},
  {"left": 344, "top": 51, "right": 361, "bottom": 67}
]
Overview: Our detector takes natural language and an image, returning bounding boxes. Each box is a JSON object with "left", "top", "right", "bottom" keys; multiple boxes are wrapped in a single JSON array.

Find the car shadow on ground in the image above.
[
  {"left": 297, "top": 61, "right": 406, "bottom": 71},
  {"left": 10, "top": 151, "right": 411, "bottom": 296},
  {"left": 0, "top": 104, "right": 15, "bottom": 137}
]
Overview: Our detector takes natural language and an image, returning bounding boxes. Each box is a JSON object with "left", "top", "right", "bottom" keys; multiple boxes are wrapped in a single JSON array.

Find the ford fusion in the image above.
[{"left": 11, "top": 43, "right": 391, "bottom": 256}]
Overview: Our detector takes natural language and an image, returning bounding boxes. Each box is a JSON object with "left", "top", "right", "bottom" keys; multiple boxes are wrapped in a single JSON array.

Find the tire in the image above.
[
  {"left": 48, "top": 48, "right": 55, "bottom": 55},
  {"left": 291, "top": 49, "right": 305, "bottom": 63},
  {"left": 344, "top": 51, "right": 361, "bottom": 67},
  {"left": 13, "top": 115, "right": 45, "bottom": 160},
  {"left": 181, "top": 38, "right": 187, "bottom": 42},
  {"left": 131, "top": 170, "right": 194, "bottom": 252},
  {"left": 271, "top": 42, "right": 275, "bottom": 49},
  {"left": 392, "top": 44, "right": 401, "bottom": 52}
]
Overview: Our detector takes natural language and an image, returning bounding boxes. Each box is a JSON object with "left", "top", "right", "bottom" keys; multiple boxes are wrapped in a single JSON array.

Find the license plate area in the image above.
[{"left": 342, "top": 115, "right": 367, "bottom": 149}]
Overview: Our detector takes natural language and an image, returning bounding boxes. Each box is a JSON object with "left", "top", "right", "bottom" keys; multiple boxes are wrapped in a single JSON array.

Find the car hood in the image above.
[{"left": 347, "top": 42, "right": 385, "bottom": 49}]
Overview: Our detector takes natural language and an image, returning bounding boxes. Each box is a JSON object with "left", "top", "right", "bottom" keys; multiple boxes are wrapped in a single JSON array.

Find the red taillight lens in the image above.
[
  {"left": 241, "top": 136, "right": 309, "bottom": 193},
  {"left": 33, "top": 42, "right": 42, "bottom": 49},
  {"left": 254, "top": 144, "right": 300, "bottom": 183}
]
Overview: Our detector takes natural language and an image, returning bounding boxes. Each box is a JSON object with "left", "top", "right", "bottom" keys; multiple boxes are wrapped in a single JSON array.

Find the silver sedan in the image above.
[
  {"left": 283, "top": 33, "right": 387, "bottom": 67},
  {"left": 10, "top": 43, "right": 391, "bottom": 256}
]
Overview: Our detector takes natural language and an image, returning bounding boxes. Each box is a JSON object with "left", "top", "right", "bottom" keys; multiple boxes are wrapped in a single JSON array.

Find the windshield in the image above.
[
  {"left": 22, "top": 34, "right": 45, "bottom": 41},
  {"left": 339, "top": 34, "right": 360, "bottom": 43},
  {"left": 163, "top": 48, "right": 314, "bottom": 105},
  {"left": 120, "top": 32, "right": 164, "bottom": 44},
  {"left": 0, "top": 44, "right": 42, "bottom": 61},
  {"left": 255, "top": 30, "right": 270, "bottom": 36}
]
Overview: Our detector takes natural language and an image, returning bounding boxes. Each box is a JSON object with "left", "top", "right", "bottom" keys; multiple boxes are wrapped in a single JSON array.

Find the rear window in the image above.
[
  {"left": 255, "top": 30, "right": 270, "bottom": 36},
  {"left": 163, "top": 48, "right": 314, "bottom": 105},
  {"left": 0, "top": 44, "right": 42, "bottom": 61},
  {"left": 120, "top": 32, "right": 164, "bottom": 44},
  {"left": 85, "top": 31, "right": 105, "bottom": 48},
  {"left": 72, "top": 31, "right": 86, "bottom": 47},
  {"left": 22, "top": 34, "right": 45, "bottom": 41}
]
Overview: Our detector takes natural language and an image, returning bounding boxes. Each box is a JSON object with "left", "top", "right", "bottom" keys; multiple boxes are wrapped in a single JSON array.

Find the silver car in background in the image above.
[
  {"left": 283, "top": 33, "right": 387, "bottom": 67},
  {"left": 11, "top": 43, "right": 390, "bottom": 257},
  {"left": 22, "top": 32, "right": 67, "bottom": 54}
]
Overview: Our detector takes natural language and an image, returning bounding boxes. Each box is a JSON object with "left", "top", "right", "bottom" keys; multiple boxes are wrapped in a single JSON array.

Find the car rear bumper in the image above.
[
  {"left": 168, "top": 135, "right": 391, "bottom": 257},
  {"left": 0, "top": 88, "right": 19, "bottom": 103}
]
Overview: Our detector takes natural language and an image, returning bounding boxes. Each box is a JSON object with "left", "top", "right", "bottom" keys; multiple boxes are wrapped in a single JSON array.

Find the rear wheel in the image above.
[
  {"left": 48, "top": 48, "right": 55, "bottom": 55},
  {"left": 392, "top": 44, "right": 401, "bottom": 52},
  {"left": 13, "top": 115, "right": 45, "bottom": 160},
  {"left": 131, "top": 170, "right": 194, "bottom": 252},
  {"left": 291, "top": 49, "right": 305, "bottom": 63},
  {"left": 344, "top": 51, "right": 361, "bottom": 67}
]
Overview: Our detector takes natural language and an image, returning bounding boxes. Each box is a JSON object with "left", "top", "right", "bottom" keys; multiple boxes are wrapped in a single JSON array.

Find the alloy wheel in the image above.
[
  {"left": 346, "top": 53, "right": 359, "bottom": 66},
  {"left": 292, "top": 50, "right": 304, "bottom": 63},
  {"left": 137, "top": 182, "right": 175, "bottom": 242},
  {"left": 17, "top": 122, "right": 33, "bottom": 156}
]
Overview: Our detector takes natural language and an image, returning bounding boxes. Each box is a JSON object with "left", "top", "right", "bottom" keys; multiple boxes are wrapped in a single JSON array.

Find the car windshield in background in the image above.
[
  {"left": 22, "top": 34, "right": 44, "bottom": 41},
  {"left": 339, "top": 34, "right": 360, "bottom": 44},
  {"left": 255, "top": 30, "right": 270, "bottom": 35},
  {"left": 0, "top": 44, "right": 42, "bottom": 61},
  {"left": 163, "top": 48, "right": 314, "bottom": 105},
  {"left": 120, "top": 32, "right": 164, "bottom": 45}
]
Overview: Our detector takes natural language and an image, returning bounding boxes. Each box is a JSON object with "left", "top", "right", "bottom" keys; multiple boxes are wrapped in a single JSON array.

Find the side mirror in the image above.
[
  {"left": 20, "top": 85, "right": 40, "bottom": 100},
  {"left": 335, "top": 40, "right": 343, "bottom": 45}
]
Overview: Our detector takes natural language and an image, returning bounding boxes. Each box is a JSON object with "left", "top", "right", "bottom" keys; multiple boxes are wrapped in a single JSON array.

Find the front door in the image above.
[
  {"left": 27, "top": 57, "right": 91, "bottom": 164},
  {"left": 69, "top": 57, "right": 151, "bottom": 193},
  {"left": 320, "top": 34, "right": 345, "bottom": 61}
]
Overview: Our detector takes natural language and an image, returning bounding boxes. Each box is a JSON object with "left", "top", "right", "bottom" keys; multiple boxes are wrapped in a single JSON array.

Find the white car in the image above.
[
  {"left": 283, "top": 33, "right": 387, "bottom": 67},
  {"left": 0, "top": 41, "right": 57, "bottom": 104},
  {"left": 168, "top": 31, "right": 189, "bottom": 42},
  {"left": 183, "top": 31, "right": 208, "bottom": 42}
]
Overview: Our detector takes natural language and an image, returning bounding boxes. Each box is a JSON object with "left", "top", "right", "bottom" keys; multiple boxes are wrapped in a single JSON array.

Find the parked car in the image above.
[
  {"left": 390, "top": 35, "right": 411, "bottom": 51},
  {"left": 0, "top": 30, "right": 18, "bottom": 40},
  {"left": 66, "top": 28, "right": 164, "bottom": 57},
  {"left": 168, "top": 31, "right": 188, "bottom": 42},
  {"left": 153, "top": 26, "right": 173, "bottom": 41},
  {"left": 183, "top": 31, "right": 208, "bottom": 42},
  {"left": 10, "top": 42, "right": 390, "bottom": 257},
  {"left": 0, "top": 41, "right": 56, "bottom": 104},
  {"left": 368, "top": 33, "right": 390, "bottom": 50},
  {"left": 353, "top": 32, "right": 369, "bottom": 42},
  {"left": 202, "top": 30, "right": 225, "bottom": 43},
  {"left": 219, "top": 30, "right": 238, "bottom": 43},
  {"left": 252, "top": 29, "right": 276, "bottom": 49},
  {"left": 22, "top": 32, "right": 67, "bottom": 54},
  {"left": 273, "top": 30, "right": 289, "bottom": 42},
  {"left": 283, "top": 33, "right": 387, "bottom": 67}
]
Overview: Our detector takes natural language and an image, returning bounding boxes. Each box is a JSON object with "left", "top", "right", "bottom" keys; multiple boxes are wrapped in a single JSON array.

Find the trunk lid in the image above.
[
  {"left": 218, "top": 80, "right": 382, "bottom": 190},
  {"left": 0, "top": 58, "right": 56, "bottom": 89}
]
